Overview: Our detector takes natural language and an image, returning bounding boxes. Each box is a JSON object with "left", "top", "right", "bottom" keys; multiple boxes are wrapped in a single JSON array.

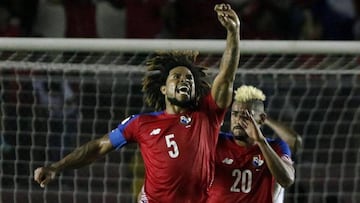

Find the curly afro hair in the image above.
[{"left": 142, "top": 50, "right": 211, "bottom": 111}]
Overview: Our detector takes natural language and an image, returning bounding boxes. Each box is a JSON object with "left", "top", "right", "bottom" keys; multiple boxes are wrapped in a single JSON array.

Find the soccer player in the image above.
[
  {"left": 34, "top": 3, "right": 240, "bottom": 203},
  {"left": 207, "top": 85, "right": 296, "bottom": 203},
  {"left": 264, "top": 115, "right": 302, "bottom": 203}
]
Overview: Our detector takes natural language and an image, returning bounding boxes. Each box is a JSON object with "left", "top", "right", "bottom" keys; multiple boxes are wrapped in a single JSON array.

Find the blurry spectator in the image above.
[
  {"left": 33, "top": 78, "right": 79, "bottom": 161},
  {"left": 0, "top": 6, "right": 21, "bottom": 37},
  {"left": 168, "top": 0, "right": 227, "bottom": 39},
  {"left": 0, "top": 0, "right": 39, "bottom": 36},
  {"left": 96, "top": 0, "right": 125, "bottom": 38},
  {"left": 299, "top": 7, "right": 322, "bottom": 40},
  {"left": 37, "top": 0, "right": 98, "bottom": 38},
  {"left": 0, "top": 69, "right": 34, "bottom": 181},
  {"left": 0, "top": 94, "right": 13, "bottom": 154},
  {"left": 311, "top": 0, "right": 355, "bottom": 40},
  {"left": 63, "top": 0, "right": 98, "bottom": 38},
  {"left": 231, "top": 0, "right": 305, "bottom": 40},
  {"left": 33, "top": 0, "right": 65, "bottom": 37},
  {"left": 107, "top": 0, "right": 169, "bottom": 38},
  {"left": 11, "top": 0, "right": 39, "bottom": 36},
  {"left": 352, "top": 0, "right": 360, "bottom": 40},
  {"left": 34, "top": 0, "right": 125, "bottom": 38}
]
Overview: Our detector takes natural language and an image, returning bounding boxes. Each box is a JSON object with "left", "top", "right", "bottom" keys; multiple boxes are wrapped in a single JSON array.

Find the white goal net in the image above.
[{"left": 0, "top": 38, "right": 359, "bottom": 203}]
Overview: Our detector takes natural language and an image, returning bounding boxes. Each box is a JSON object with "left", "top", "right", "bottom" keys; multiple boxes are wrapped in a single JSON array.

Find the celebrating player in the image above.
[
  {"left": 207, "top": 85, "right": 295, "bottom": 203},
  {"left": 264, "top": 114, "right": 302, "bottom": 203},
  {"left": 34, "top": 3, "right": 240, "bottom": 203}
]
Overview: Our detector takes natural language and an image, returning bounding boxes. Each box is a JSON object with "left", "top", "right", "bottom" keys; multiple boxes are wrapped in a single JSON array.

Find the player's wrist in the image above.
[
  {"left": 49, "top": 163, "right": 62, "bottom": 173},
  {"left": 255, "top": 136, "right": 267, "bottom": 145}
]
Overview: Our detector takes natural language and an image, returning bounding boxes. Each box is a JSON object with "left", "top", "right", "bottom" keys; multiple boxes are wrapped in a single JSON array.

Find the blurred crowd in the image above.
[{"left": 1, "top": 0, "right": 360, "bottom": 40}]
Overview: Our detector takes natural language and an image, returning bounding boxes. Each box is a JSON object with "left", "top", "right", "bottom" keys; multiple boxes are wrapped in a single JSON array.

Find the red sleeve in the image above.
[{"left": 198, "top": 92, "right": 227, "bottom": 127}]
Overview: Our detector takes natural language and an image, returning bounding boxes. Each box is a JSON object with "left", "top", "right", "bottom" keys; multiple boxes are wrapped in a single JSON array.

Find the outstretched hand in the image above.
[
  {"left": 214, "top": 4, "right": 240, "bottom": 33},
  {"left": 34, "top": 166, "right": 57, "bottom": 188}
]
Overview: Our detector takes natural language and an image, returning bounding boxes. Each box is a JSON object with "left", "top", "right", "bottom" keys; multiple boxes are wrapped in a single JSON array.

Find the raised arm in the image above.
[
  {"left": 256, "top": 138, "right": 295, "bottom": 188},
  {"left": 242, "top": 111, "right": 295, "bottom": 188},
  {"left": 34, "top": 134, "right": 114, "bottom": 188},
  {"left": 263, "top": 116, "right": 302, "bottom": 153},
  {"left": 211, "top": 4, "right": 240, "bottom": 108}
]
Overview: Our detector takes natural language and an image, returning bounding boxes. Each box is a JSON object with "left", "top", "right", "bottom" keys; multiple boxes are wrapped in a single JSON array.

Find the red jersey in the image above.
[
  {"left": 110, "top": 93, "right": 226, "bottom": 203},
  {"left": 207, "top": 132, "right": 293, "bottom": 203}
]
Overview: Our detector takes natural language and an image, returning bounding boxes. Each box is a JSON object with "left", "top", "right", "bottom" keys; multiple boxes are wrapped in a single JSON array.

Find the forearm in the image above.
[
  {"left": 265, "top": 118, "right": 302, "bottom": 152},
  {"left": 219, "top": 29, "right": 240, "bottom": 80},
  {"left": 212, "top": 4, "right": 241, "bottom": 108},
  {"left": 212, "top": 30, "right": 240, "bottom": 107},
  {"left": 50, "top": 138, "right": 111, "bottom": 172},
  {"left": 256, "top": 139, "right": 295, "bottom": 188}
]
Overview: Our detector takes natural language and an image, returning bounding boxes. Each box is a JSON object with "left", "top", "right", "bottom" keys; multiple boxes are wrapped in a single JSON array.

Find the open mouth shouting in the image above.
[{"left": 176, "top": 84, "right": 191, "bottom": 96}]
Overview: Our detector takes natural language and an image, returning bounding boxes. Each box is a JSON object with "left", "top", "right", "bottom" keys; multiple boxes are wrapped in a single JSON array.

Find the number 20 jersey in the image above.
[
  {"left": 109, "top": 93, "right": 226, "bottom": 203},
  {"left": 207, "top": 132, "right": 293, "bottom": 203}
]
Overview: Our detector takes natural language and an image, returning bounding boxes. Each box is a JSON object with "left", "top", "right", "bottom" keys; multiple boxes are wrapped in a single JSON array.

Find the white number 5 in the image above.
[{"left": 165, "top": 134, "right": 179, "bottom": 158}]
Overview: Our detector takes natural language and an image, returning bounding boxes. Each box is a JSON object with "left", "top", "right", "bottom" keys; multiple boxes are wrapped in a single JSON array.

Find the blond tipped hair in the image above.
[{"left": 234, "top": 85, "right": 266, "bottom": 103}]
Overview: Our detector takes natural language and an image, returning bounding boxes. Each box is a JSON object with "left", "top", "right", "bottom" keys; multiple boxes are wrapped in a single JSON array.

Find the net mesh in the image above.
[{"left": 0, "top": 44, "right": 360, "bottom": 203}]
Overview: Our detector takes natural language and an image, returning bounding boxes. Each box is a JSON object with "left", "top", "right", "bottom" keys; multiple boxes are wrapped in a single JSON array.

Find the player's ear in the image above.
[{"left": 160, "top": 85, "right": 166, "bottom": 95}]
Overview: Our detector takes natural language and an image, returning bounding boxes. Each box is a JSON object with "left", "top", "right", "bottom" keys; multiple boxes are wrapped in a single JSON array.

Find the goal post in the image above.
[
  {"left": 1, "top": 37, "right": 360, "bottom": 54},
  {"left": 0, "top": 38, "right": 359, "bottom": 203}
]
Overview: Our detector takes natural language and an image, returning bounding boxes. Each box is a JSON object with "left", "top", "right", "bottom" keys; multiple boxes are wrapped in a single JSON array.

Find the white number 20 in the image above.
[
  {"left": 230, "top": 169, "right": 252, "bottom": 193},
  {"left": 165, "top": 134, "right": 179, "bottom": 158}
]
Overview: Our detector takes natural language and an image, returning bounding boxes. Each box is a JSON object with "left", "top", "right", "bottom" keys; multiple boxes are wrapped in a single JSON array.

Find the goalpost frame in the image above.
[{"left": 1, "top": 37, "right": 360, "bottom": 54}]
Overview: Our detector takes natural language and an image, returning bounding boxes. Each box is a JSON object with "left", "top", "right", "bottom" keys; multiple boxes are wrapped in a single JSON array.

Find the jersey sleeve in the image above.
[
  {"left": 109, "top": 114, "right": 139, "bottom": 150},
  {"left": 271, "top": 138, "right": 293, "bottom": 164},
  {"left": 199, "top": 92, "right": 227, "bottom": 127}
]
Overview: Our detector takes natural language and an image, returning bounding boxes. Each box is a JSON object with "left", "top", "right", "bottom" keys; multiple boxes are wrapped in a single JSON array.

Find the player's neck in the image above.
[
  {"left": 165, "top": 104, "right": 190, "bottom": 114},
  {"left": 235, "top": 139, "right": 255, "bottom": 147}
]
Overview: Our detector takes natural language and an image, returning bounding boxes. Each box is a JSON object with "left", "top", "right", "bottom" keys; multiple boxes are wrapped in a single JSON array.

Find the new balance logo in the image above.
[
  {"left": 150, "top": 128, "right": 161, "bottom": 136},
  {"left": 222, "top": 157, "right": 234, "bottom": 165}
]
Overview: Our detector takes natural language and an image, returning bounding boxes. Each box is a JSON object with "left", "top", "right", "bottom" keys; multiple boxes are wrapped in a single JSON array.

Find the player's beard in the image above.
[
  {"left": 233, "top": 127, "right": 249, "bottom": 143},
  {"left": 168, "top": 84, "right": 196, "bottom": 108},
  {"left": 233, "top": 134, "right": 249, "bottom": 143},
  {"left": 168, "top": 97, "right": 196, "bottom": 108}
]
